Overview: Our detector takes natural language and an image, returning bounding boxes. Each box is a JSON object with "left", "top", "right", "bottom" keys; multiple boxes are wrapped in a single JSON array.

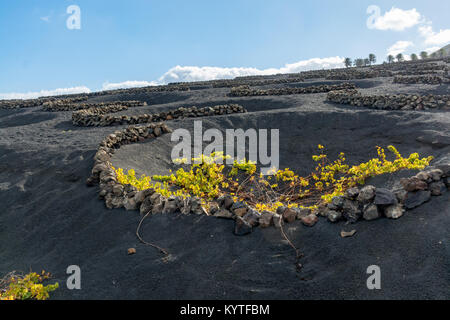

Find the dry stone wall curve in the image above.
[
  {"left": 87, "top": 121, "right": 449, "bottom": 234},
  {"left": 327, "top": 90, "right": 450, "bottom": 111},
  {"left": 393, "top": 75, "right": 448, "bottom": 85},
  {"left": 43, "top": 100, "right": 146, "bottom": 112},
  {"left": 72, "top": 104, "right": 247, "bottom": 127},
  {"left": 0, "top": 96, "right": 88, "bottom": 110},
  {"left": 230, "top": 83, "right": 356, "bottom": 97}
]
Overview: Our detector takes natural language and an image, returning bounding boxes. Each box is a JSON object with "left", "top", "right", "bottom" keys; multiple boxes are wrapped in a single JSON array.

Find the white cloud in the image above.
[
  {"left": 275, "top": 56, "right": 346, "bottom": 73},
  {"left": 418, "top": 23, "right": 450, "bottom": 46},
  {"left": 424, "top": 46, "right": 441, "bottom": 54},
  {"left": 100, "top": 56, "right": 345, "bottom": 89},
  {"left": 102, "top": 80, "right": 159, "bottom": 90},
  {"left": 418, "top": 25, "right": 433, "bottom": 38},
  {"left": 0, "top": 86, "right": 91, "bottom": 100},
  {"left": 0, "top": 56, "right": 346, "bottom": 99},
  {"left": 158, "top": 56, "right": 345, "bottom": 83},
  {"left": 372, "top": 7, "right": 422, "bottom": 31},
  {"left": 40, "top": 16, "right": 50, "bottom": 22},
  {"left": 423, "top": 29, "right": 450, "bottom": 46},
  {"left": 387, "top": 40, "right": 414, "bottom": 56}
]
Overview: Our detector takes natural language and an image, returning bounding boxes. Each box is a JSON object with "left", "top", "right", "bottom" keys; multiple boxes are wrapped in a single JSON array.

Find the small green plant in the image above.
[
  {"left": 113, "top": 145, "right": 433, "bottom": 214},
  {"left": 0, "top": 270, "right": 59, "bottom": 300}
]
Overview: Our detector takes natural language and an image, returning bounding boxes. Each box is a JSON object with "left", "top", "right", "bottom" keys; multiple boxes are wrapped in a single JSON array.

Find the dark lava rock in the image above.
[
  {"left": 231, "top": 201, "right": 248, "bottom": 217},
  {"left": 295, "top": 207, "right": 311, "bottom": 220},
  {"left": 231, "top": 201, "right": 246, "bottom": 210},
  {"left": 415, "top": 171, "right": 431, "bottom": 183},
  {"left": 384, "top": 204, "right": 404, "bottom": 219},
  {"left": 394, "top": 188, "right": 408, "bottom": 203},
  {"left": 428, "top": 181, "right": 446, "bottom": 196},
  {"left": 444, "top": 177, "right": 450, "bottom": 188},
  {"left": 363, "top": 204, "right": 381, "bottom": 221},
  {"left": 326, "top": 210, "right": 342, "bottom": 223},
  {"left": 427, "top": 169, "right": 443, "bottom": 181},
  {"left": 405, "top": 190, "right": 432, "bottom": 209},
  {"left": 374, "top": 188, "right": 397, "bottom": 206},
  {"left": 233, "top": 207, "right": 248, "bottom": 217},
  {"left": 162, "top": 198, "right": 178, "bottom": 214},
  {"left": 243, "top": 209, "right": 261, "bottom": 227},
  {"left": 435, "top": 164, "right": 450, "bottom": 177},
  {"left": 357, "top": 185, "right": 376, "bottom": 203},
  {"left": 331, "top": 196, "right": 345, "bottom": 209},
  {"left": 400, "top": 177, "right": 428, "bottom": 192},
  {"left": 140, "top": 196, "right": 153, "bottom": 215},
  {"left": 282, "top": 208, "right": 297, "bottom": 223},
  {"left": 219, "top": 195, "right": 234, "bottom": 209},
  {"left": 276, "top": 206, "right": 286, "bottom": 215},
  {"left": 259, "top": 211, "right": 274, "bottom": 228},
  {"left": 273, "top": 213, "right": 283, "bottom": 228},
  {"left": 234, "top": 216, "right": 252, "bottom": 236},
  {"left": 208, "top": 202, "right": 220, "bottom": 215},
  {"left": 301, "top": 214, "right": 318, "bottom": 227},
  {"left": 327, "top": 202, "right": 339, "bottom": 211},
  {"left": 214, "top": 209, "right": 234, "bottom": 219},
  {"left": 344, "top": 187, "right": 359, "bottom": 200},
  {"left": 342, "top": 199, "right": 362, "bottom": 222}
]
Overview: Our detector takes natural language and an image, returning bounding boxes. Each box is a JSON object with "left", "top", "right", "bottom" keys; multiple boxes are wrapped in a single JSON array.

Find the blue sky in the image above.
[{"left": 0, "top": 0, "right": 449, "bottom": 98}]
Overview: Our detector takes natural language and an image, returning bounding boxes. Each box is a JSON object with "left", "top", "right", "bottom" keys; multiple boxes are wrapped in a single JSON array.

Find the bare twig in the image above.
[
  {"left": 136, "top": 209, "right": 169, "bottom": 257},
  {"left": 279, "top": 221, "right": 304, "bottom": 272}
]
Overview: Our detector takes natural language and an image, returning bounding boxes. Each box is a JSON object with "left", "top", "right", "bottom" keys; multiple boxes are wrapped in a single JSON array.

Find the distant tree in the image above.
[
  {"left": 364, "top": 58, "right": 370, "bottom": 66},
  {"left": 396, "top": 53, "right": 404, "bottom": 62},
  {"left": 430, "top": 52, "right": 437, "bottom": 58},
  {"left": 354, "top": 58, "right": 364, "bottom": 67},
  {"left": 369, "top": 53, "right": 376, "bottom": 65},
  {"left": 344, "top": 57, "right": 353, "bottom": 68},
  {"left": 438, "top": 48, "right": 445, "bottom": 58},
  {"left": 410, "top": 53, "right": 418, "bottom": 61},
  {"left": 420, "top": 51, "right": 428, "bottom": 59},
  {"left": 387, "top": 55, "right": 395, "bottom": 63}
]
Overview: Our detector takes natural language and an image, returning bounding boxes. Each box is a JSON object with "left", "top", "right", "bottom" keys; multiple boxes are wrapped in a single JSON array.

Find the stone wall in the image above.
[
  {"left": 86, "top": 122, "right": 312, "bottom": 234},
  {"left": 0, "top": 96, "right": 88, "bottom": 110},
  {"left": 325, "top": 69, "right": 393, "bottom": 80},
  {"left": 393, "top": 75, "right": 448, "bottom": 85},
  {"left": 86, "top": 123, "right": 210, "bottom": 216},
  {"left": 284, "top": 59, "right": 448, "bottom": 80},
  {"left": 230, "top": 83, "right": 356, "bottom": 97},
  {"left": 43, "top": 100, "right": 146, "bottom": 112},
  {"left": 396, "top": 69, "right": 443, "bottom": 76},
  {"left": 327, "top": 90, "right": 450, "bottom": 111},
  {"left": 91, "top": 84, "right": 191, "bottom": 97},
  {"left": 211, "top": 78, "right": 305, "bottom": 88},
  {"left": 72, "top": 104, "right": 247, "bottom": 127},
  {"left": 323, "top": 165, "right": 449, "bottom": 223},
  {"left": 87, "top": 121, "right": 449, "bottom": 235},
  {"left": 169, "top": 77, "right": 306, "bottom": 89}
]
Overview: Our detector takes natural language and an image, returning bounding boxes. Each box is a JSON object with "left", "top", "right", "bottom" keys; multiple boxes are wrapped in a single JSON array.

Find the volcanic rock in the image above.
[
  {"left": 384, "top": 204, "right": 404, "bottom": 219},
  {"left": 405, "top": 190, "right": 432, "bottom": 209},
  {"left": 301, "top": 214, "right": 318, "bottom": 227},
  {"left": 374, "top": 188, "right": 397, "bottom": 206},
  {"left": 259, "top": 211, "right": 274, "bottom": 228},
  {"left": 234, "top": 216, "right": 252, "bottom": 236},
  {"left": 363, "top": 204, "right": 381, "bottom": 221},
  {"left": 357, "top": 185, "right": 376, "bottom": 203}
]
